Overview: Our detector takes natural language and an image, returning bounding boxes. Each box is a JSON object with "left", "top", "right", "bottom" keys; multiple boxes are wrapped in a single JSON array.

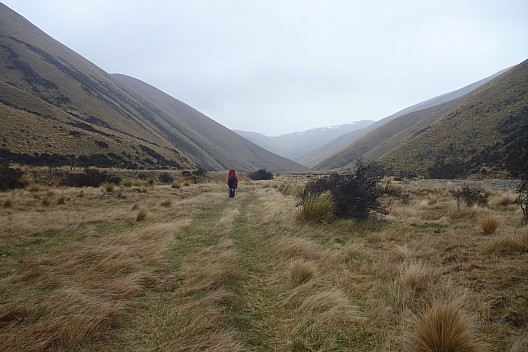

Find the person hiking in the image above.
[{"left": 227, "top": 169, "right": 238, "bottom": 198}]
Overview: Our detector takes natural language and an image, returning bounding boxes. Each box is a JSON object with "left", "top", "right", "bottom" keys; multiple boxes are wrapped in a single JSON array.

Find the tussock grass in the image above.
[
  {"left": 280, "top": 182, "right": 304, "bottom": 197},
  {"left": 405, "top": 299, "right": 481, "bottom": 352},
  {"left": 103, "top": 182, "right": 114, "bottom": 193},
  {"left": 296, "top": 191, "right": 335, "bottom": 223},
  {"left": 484, "top": 229, "right": 528, "bottom": 254},
  {"left": 162, "top": 238, "right": 243, "bottom": 350},
  {"left": 293, "top": 289, "right": 363, "bottom": 335},
  {"left": 274, "top": 236, "right": 322, "bottom": 261},
  {"left": 1, "top": 175, "right": 524, "bottom": 350},
  {"left": 160, "top": 199, "right": 172, "bottom": 207},
  {"left": 41, "top": 196, "right": 50, "bottom": 206},
  {"left": 479, "top": 214, "right": 500, "bottom": 235},
  {"left": 3, "top": 198, "right": 12, "bottom": 207},
  {"left": 289, "top": 258, "right": 317, "bottom": 286},
  {"left": 495, "top": 193, "right": 518, "bottom": 207},
  {"left": 56, "top": 193, "right": 65, "bottom": 205},
  {"left": 136, "top": 209, "right": 147, "bottom": 222},
  {"left": 214, "top": 206, "right": 240, "bottom": 235},
  {"left": 0, "top": 221, "right": 186, "bottom": 351},
  {"left": 400, "top": 261, "right": 439, "bottom": 292}
]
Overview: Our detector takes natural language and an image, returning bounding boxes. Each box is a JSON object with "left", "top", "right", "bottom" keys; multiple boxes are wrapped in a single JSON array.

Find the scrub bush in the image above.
[{"left": 298, "top": 159, "right": 391, "bottom": 220}]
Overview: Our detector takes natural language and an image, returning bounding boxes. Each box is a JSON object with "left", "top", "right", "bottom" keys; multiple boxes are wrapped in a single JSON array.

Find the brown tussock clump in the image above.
[
  {"left": 375, "top": 245, "right": 417, "bottom": 279},
  {"left": 479, "top": 215, "right": 500, "bottom": 235},
  {"left": 406, "top": 300, "right": 482, "bottom": 352},
  {"left": 3, "top": 198, "right": 13, "bottom": 207},
  {"left": 274, "top": 236, "right": 322, "bottom": 261},
  {"left": 136, "top": 209, "right": 147, "bottom": 222},
  {"left": 56, "top": 193, "right": 66, "bottom": 205},
  {"left": 400, "top": 261, "right": 439, "bottom": 292},
  {"left": 289, "top": 258, "right": 317, "bottom": 286},
  {"left": 293, "top": 289, "right": 363, "bottom": 334},
  {"left": 160, "top": 199, "right": 172, "bottom": 207},
  {"left": 0, "top": 222, "right": 184, "bottom": 351},
  {"left": 484, "top": 229, "right": 528, "bottom": 254}
]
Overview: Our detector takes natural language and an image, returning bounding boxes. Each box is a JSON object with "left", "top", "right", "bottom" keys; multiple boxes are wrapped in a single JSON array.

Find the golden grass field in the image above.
[{"left": 0, "top": 172, "right": 527, "bottom": 351}]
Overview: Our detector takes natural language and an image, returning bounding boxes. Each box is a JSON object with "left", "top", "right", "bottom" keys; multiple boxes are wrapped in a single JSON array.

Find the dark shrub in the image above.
[
  {"left": 450, "top": 185, "right": 488, "bottom": 207},
  {"left": 299, "top": 159, "right": 391, "bottom": 220},
  {"left": 61, "top": 168, "right": 121, "bottom": 187},
  {"left": 249, "top": 169, "right": 273, "bottom": 180},
  {"left": 182, "top": 168, "right": 207, "bottom": 184},
  {"left": 159, "top": 172, "right": 174, "bottom": 184},
  {"left": 0, "top": 162, "right": 26, "bottom": 191}
]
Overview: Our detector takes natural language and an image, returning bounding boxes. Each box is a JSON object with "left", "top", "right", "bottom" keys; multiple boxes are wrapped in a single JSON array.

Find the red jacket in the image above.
[{"left": 227, "top": 170, "right": 238, "bottom": 188}]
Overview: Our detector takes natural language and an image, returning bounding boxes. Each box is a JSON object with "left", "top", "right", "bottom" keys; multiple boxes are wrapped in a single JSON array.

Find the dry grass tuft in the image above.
[
  {"left": 136, "top": 209, "right": 147, "bottom": 222},
  {"left": 160, "top": 199, "right": 172, "bottom": 208},
  {"left": 375, "top": 245, "right": 416, "bottom": 277},
  {"left": 400, "top": 261, "right": 438, "bottom": 292},
  {"left": 56, "top": 193, "right": 65, "bottom": 205},
  {"left": 41, "top": 196, "right": 50, "bottom": 206},
  {"left": 289, "top": 258, "right": 317, "bottom": 286},
  {"left": 3, "top": 198, "right": 12, "bottom": 207},
  {"left": 479, "top": 215, "right": 500, "bottom": 235},
  {"left": 274, "top": 236, "right": 321, "bottom": 261},
  {"left": 296, "top": 191, "right": 335, "bottom": 224},
  {"left": 406, "top": 299, "right": 481, "bottom": 352},
  {"left": 280, "top": 182, "right": 304, "bottom": 197},
  {"left": 179, "top": 239, "right": 241, "bottom": 296},
  {"left": 0, "top": 221, "right": 184, "bottom": 351},
  {"left": 293, "top": 289, "right": 363, "bottom": 334},
  {"left": 484, "top": 230, "right": 528, "bottom": 254}
]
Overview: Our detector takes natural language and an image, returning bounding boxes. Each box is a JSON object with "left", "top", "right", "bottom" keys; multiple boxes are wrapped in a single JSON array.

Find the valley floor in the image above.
[{"left": 0, "top": 174, "right": 527, "bottom": 351}]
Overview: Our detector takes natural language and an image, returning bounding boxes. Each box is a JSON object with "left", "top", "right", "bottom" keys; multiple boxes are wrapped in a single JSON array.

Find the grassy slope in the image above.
[
  {"left": 0, "top": 81, "right": 191, "bottom": 168},
  {"left": 1, "top": 174, "right": 526, "bottom": 351},
  {"left": 316, "top": 100, "right": 457, "bottom": 170},
  {"left": 379, "top": 59, "right": 528, "bottom": 176},
  {"left": 315, "top": 61, "right": 525, "bottom": 174}
]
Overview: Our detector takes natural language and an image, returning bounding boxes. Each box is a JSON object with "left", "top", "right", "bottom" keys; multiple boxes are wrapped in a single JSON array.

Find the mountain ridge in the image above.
[{"left": 234, "top": 120, "right": 374, "bottom": 166}]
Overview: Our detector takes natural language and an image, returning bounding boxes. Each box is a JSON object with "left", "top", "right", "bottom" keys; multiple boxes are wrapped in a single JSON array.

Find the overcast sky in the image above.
[{"left": 3, "top": 1, "right": 527, "bottom": 135}]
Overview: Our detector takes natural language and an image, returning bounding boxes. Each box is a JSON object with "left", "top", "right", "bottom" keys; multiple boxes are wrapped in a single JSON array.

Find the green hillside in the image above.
[
  {"left": 0, "top": 4, "right": 305, "bottom": 172},
  {"left": 315, "top": 101, "right": 456, "bottom": 170},
  {"left": 380, "top": 59, "right": 528, "bottom": 178},
  {"left": 316, "top": 59, "right": 527, "bottom": 178}
]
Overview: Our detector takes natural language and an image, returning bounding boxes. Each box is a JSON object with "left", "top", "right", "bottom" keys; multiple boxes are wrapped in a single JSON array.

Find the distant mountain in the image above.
[
  {"left": 0, "top": 3, "right": 305, "bottom": 172},
  {"left": 234, "top": 120, "right": 374, "bottom": 166},
  {"left": 314, "top": 68, "right": 509, "bottom": 169},
  {"left": 317, "top": 60, "right": 527, "bottom": 178}
]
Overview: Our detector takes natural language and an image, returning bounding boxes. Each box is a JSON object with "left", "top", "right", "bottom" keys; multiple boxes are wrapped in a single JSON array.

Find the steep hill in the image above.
[
  {"left": 315, "top": 68, "right": 510, "bottom": 171},
  {"left": 317, "top": 60, "right": 527, "bottom": 178},
  {"left": 0, "top": 3, "right": 305, "bottom": 172},
  {"left": 380, "top": 59, "right": 528, "bottom": 178}
]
